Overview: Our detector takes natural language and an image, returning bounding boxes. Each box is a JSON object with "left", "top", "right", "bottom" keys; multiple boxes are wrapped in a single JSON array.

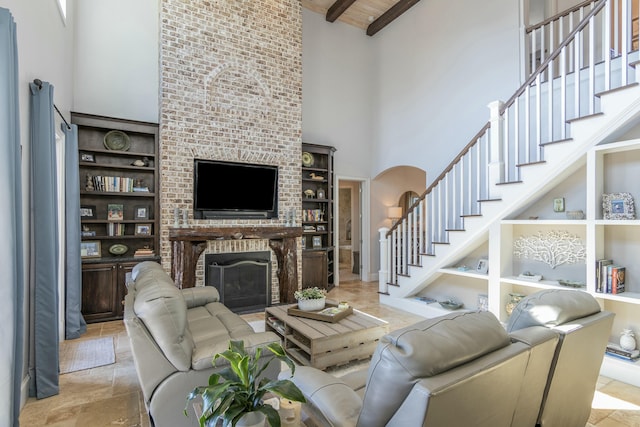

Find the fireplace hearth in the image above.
[{"left": 204, "top": 251, "right": 271, "bottom": 313}]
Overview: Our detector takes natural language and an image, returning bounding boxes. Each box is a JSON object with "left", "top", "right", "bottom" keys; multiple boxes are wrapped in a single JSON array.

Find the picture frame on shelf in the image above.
[
  {"left": 81, "top": 226, "right": 96, "bottom": 237},
  {"left": 135, "top": 224, "right": 152, "bottom": 236},
  {"left": 80, "top": 241, "right": 101, "bottom": 258},
  {"left": 602, "top": 192, "right": 635, "bottom": 220},
  {"left": 107, "top": 204, "right": 124, "bottom": 221},
  {"left": 316, "top": 188, "right": 326, "bottom": 199},
  {"left": 80, "top": 152, "right": 95, "bottom": 163},
  {"left": 553, "top": 197, "right": 565, "bottom": 212},
  {"left": 312, "top": 235, "right": 322, "bottom": 248},
  {"left": 316, "top": 224, "right": 326, "bottom": 232},
  {"left": 476, "top": 258, "right": 489, "bottom": 274},
  {"left": 134, "top": 205, "right": 149, "bottom": 220},
  {"left": 477, "top": 294, "right": 489, "bottom": 311},
  {"left": 80, "top": 205, "right": 96, "bottom": 219}
]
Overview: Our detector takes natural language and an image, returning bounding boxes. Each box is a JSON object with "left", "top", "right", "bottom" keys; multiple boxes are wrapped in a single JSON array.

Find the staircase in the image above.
[{"left": 379, "top": 0, "right": 640, "bottom": 312}]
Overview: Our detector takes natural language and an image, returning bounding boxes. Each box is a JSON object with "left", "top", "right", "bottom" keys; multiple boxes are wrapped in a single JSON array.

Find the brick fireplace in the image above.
[{"left": 158, "top": 1, "right": 303, "bottom": 302}]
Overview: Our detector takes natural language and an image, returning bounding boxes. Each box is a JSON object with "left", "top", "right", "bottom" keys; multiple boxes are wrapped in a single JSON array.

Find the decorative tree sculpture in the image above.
[{"left": 513, "top": 230, "right": 586, "bottom": 269}]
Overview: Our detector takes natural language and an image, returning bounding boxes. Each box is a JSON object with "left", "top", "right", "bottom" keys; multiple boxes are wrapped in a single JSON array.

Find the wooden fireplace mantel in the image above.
[{"left": 168, "top": 226, "right": 303, "bottom": 303}]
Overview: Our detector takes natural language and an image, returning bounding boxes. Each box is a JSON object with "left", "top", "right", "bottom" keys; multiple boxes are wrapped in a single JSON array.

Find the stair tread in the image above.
[
  {"left": 516, "top": 160, "right": 546, "bottom": 167},
  {"left": 478, "top": 198, "right": 501, "bottom": 202},
  {"left": 496, "top": 180, "right": 523, "bottom": 185},
  {"left": 566, "top": 112, "right": 604, "bottom": 123},
  {"left": 445, "top": 228, "right": 465, "bottom": 232},
  {"left": 461, "top": 213, "right": 482, "bottom": 218},
  {"left": 540, "top": 137, "right": 573, "bottom": 146},
  {"left": 596, "top": 82, "right": 639, "bottom": 97}
]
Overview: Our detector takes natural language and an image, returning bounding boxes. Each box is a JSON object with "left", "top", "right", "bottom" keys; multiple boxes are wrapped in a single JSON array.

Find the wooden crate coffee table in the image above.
[{"left": 265, "top": 303, "right": 388, "bottom": 370}]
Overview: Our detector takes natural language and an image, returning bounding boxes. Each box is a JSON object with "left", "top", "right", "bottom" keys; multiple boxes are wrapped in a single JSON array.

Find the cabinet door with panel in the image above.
[
  {"left": 81, "top": 262, "right": 119, "bottom": 323},
  {"left": 302, "top": 250, "right": 328, "bottom": 289}
]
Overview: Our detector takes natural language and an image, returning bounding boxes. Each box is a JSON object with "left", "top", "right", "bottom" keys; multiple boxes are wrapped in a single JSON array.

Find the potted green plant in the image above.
[
  {"left": 294, "top": 286, "right": 326, "bottom": 311},
  {"left": 186, "top": 340, "right": 306, "bottom": 427}
]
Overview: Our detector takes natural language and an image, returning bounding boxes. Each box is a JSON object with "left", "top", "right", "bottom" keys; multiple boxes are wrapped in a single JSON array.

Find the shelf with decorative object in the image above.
[
  {"left": 302, "top": 143, "right": 336, "bottom": 291},
  {"left": 73, "top": 112, "right": 160, "bottom": 322}
]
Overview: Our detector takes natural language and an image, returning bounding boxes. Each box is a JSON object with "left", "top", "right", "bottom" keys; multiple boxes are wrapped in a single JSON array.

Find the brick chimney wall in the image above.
[{"left": 159, "top": 0, "right": 302, "bottom": 300}]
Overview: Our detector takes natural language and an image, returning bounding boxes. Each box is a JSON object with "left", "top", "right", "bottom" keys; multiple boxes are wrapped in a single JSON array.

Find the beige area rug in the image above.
[{"left": 59, "top": 337, "right": 115, "bottom": 374}]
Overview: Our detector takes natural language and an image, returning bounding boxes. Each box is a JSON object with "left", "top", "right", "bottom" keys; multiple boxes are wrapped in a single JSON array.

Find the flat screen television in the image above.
[{"left": 193, "top": 159, "right": 278, "bottom": 219}]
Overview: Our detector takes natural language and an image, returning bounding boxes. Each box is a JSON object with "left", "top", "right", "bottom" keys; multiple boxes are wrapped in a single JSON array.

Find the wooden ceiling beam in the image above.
[
  {"left": 326, "top": 0, "right": 358, "bottom": 23},
  {"left": 366, "top": 0, "right": 422, "bottom": 36}
]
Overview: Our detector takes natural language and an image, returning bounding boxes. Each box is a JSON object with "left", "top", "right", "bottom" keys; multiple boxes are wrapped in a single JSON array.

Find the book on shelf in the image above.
[
  {"left": 107, "top": 222, "right": 125, "bottom": 236},
  {"left": 606, "top": 342, "right": 639, "bottom": 360},
  {"left": 134, "top": 247, "right": 155, "bottom": 257},
  {"left": 595, "top": 260, "right": 625, "bottom": 294},
  {"left": 611, "top": 266, "right": 626, "bottom": 295}
]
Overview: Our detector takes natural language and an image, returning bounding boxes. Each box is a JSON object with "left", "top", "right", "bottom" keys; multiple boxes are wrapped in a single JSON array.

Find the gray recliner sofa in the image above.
[
  {"left": 284, "top": 310, "right": 560, "bottom": 427},
  {"left": 123, "top": 261, "right": 282, "bottom": 427},
  {"left": 284, "top": 290, "right": 613, "bottom": 427}
]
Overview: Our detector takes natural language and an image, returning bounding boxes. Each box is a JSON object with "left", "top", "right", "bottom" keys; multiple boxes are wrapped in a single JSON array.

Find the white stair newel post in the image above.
[
  {"left": 487, "top": 100, "right": 505, "bottom": 199},
  {"left": 378, "top": 227, "right": 389, "bottom": 294}
]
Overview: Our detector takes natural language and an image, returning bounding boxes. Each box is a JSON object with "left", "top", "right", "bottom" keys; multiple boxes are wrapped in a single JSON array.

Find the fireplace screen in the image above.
[{"left": 205, "top": 252, "right": 271, "bottom": 313}]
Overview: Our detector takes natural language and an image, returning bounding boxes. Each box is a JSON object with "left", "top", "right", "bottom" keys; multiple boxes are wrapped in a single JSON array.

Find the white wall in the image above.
[
  {"left": 302, "top": 9, "right": 375, "bottom": 179},
  {"left": 74, "top": 0, "right": 158, "bottom": 123},
  {"left": 370, "top": 0, "right": 522, "bottom": 185}
]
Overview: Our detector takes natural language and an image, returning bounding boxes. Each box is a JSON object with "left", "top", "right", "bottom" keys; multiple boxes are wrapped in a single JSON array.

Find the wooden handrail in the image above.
[
  {"left": 386, "top": 122, "right": 490, "bottom": 236},
  {"left": 386, "top": 0, "right": 606, "bottom": 238},
  {"left": 525, "top": 0, "right": 597, "bottom": 34},
  {"left": 501, "top": 0, "right": 606, "bottom": 113}
]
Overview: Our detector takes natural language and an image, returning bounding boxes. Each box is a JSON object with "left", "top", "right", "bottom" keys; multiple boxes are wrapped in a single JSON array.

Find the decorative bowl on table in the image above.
[
  {"left": 294, "top": 286, "right": 327, "bottom": 312},
  {"left": 297, "top": 297, "right": 326, "bottom": 312},
  {"left": 439, "top": 299, "right": 463, "bottom": 310},
  {"left": 558, "top": 279, "right": 586, "bottom": 288}
]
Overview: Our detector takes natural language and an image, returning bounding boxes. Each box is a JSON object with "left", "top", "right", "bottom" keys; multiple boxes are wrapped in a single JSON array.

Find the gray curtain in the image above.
[
  {"left": 63, "top": 123, "right": 87, "bottom": 339},
  {"left": 0, "top": 7, "right": 24, "bottom": 426},
  {"left": 29, "top": 80, "right": 59, "bottom": 399}
]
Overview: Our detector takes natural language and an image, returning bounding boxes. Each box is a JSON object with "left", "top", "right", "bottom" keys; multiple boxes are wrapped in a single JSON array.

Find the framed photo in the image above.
[
  {"left": 316, "top": 224, "right": 326, "bottom": 232},
  {"left": 603, "top": 192, "right": 636, "bottom": 220},
  {"left": 134, "top": 205, "right": 149, "bottom": 220},
  {"left": 80, "top": 241, "right": 101, "bottom": 258},
  {"left": 80, "top": 205, "right": 96, "bottom": 219},
  {"left": 553, "top": 197, "right": 565, "bottom": 212},
  {"left": 135, "top": 223, "right": 152, "bottom": 236},
  {"left": 312, "top": 235, "right": 322, "bottom": 248},
  {"left": 79, "top": 152, "right": 95, "bottom": 163},
  {"left": 477, "top": 293, "right": 489, "bottom": 312},
  {"left": 316, "top": 188, "right": 326, "bottom": 199},
  {"left": 476, "top": 258, "right": 489, "bottom": 274},
  {"left": 107, "top": 204, "right": 124, "bottom": 221}
]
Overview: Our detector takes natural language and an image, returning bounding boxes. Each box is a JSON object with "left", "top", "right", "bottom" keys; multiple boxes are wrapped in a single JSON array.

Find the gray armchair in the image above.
[
  {"left": 506, "top": 289, "right": 615, "bottom": 427},
  {"left": 283, "top": 310, "right": 559, "bottom": 427}
]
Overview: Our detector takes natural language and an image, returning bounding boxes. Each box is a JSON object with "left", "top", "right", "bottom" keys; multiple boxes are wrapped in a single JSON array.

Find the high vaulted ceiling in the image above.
[{"left": 302, "top": 0, "right": 422, "bottom": 36}]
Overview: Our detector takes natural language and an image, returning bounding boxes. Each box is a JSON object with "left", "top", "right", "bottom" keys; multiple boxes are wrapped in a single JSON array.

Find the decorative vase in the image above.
[
  {"left": 297, "top": 297, "right": 326, "bottom": 311},
  {"left": 620, "top": 329, "right": 636, "bottom": 352},
  {"left": 236, "top": 411, "right": 266, "bottom": 427},
  {"left": 505, "top": 293, "right": 525, "bottom": 316}
]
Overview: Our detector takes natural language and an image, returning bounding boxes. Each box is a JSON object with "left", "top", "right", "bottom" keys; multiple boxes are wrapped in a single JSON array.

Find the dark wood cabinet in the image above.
[
  {"left": 73, "top": 113, "right": 160, "bottom": 322},
  {"left": 301, "top": 143, "right": 336, "bottom": 291},
  {"left": 302, "top": 250, "right": 328, "bottom": 289}
]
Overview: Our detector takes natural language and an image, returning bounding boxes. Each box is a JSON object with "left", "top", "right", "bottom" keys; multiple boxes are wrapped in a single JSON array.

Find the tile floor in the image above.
[{"left": 18, "top": 280, "right": 640, "bottom": 426}]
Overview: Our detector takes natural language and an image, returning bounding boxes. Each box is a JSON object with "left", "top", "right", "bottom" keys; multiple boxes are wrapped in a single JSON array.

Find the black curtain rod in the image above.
[{"left": 33, "top": 78, "right": 72, "bottom": 130}]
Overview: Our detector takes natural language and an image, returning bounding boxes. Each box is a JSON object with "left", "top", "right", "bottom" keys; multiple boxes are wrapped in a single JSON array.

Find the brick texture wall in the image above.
[{"left": 159, "top": 0, "right": 302, "bottom": 301}]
